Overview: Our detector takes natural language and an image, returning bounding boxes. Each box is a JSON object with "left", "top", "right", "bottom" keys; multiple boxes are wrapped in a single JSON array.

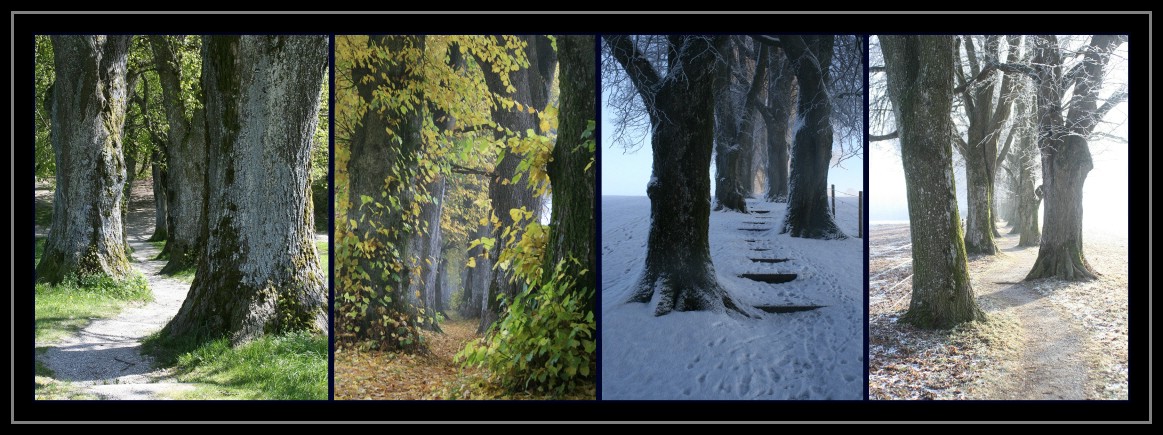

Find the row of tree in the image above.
[
  {"left": 602, "top": 35, "right": 863, "bottom": 316},
  {"left": 35, "top": 35, "right": 330, "bottom": 343},
  {"left": 334, "top": 34, "right": 596, "bottom": 362},
  {"left": 874, "top": 35, "right": 1126, "bottom": 328}
]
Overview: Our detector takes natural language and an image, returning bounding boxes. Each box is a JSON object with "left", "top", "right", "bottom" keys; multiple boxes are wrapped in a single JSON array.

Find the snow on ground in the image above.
[{"left": 601, "top": 196, "right": 864, "bottom": 400}]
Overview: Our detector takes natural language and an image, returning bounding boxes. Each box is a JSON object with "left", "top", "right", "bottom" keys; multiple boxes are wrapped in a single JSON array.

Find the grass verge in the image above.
[
  {"left": 144, "top": 331, "right": 327, "bottom": 400},
  {"left": 35, "top": 274, "right": 152, "bottom": 344}
]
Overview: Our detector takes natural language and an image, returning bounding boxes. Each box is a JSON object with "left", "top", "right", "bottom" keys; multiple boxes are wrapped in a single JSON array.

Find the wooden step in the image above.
[{"left": 749, "top": 258, "right": 790, "bottom": 264}]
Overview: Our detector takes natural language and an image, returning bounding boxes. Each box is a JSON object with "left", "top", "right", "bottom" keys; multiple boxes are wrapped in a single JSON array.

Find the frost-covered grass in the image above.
[{"left": 601, "top": 196, "right": 864, "bottom": 400}]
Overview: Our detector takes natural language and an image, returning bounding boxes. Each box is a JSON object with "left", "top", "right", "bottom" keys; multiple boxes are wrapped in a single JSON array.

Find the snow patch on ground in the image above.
[{"left": 601, "top": 196, "right": 864, "bottom": 400}]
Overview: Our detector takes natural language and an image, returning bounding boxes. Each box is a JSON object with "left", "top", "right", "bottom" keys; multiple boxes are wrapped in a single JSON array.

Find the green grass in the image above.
[
  {"left": 144, "top": 331, "right": 327, "bottom": 400},
  {"left": 34, "top": 274, "right": 152, "bottom": 344},
  {"left": 316, "top": 240, "right": 329, "bottom": 281},
  {"left": 34, "top": 237, "right": 46, "bottom": 266},
  {"left": 35, "top": 202, "right": 53, "bottom": 227}
]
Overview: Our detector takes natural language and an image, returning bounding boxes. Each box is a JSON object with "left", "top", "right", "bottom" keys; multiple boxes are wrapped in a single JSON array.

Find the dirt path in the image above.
[
  {"left": 335, "top": 315, "right": 478, "bottom": 400},
  {"left": 969, "top": 231, "right": 1089, "bottom": 400},
  {"left": 36, "top": 181, "right": 195, "bottom": 400}
]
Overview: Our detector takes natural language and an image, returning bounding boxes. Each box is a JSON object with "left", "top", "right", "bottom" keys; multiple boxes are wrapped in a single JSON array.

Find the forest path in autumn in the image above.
[
  {"left": 969, "top": 229, "right": 1088, "bottom": 400},
  {"left": 37, "top": 180, "right": 195, "bottom": 399},
  {"left": 335, "top": 315, "right": 480, "bottom": 400}
]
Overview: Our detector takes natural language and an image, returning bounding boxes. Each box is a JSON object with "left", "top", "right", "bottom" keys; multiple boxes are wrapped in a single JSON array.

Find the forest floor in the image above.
[
  {"left": 868, "top": 222, "right": 1128, "bottom": 400},
  {"left": 601, "top": 196, "right": 864, "bottom": 400},
  {"left": 35, "top": 180, "right": 196, "bottom": 400},
  {"left": 335, "top": 315, "right": 595, "bottom": 400}
]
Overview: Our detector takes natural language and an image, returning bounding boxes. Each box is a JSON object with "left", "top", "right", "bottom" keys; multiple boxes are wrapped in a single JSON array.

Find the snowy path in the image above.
[
  {"left": 37, "top": 181, "right": 195, "bottom": 400},
  {"left": 601, "top": 196, "right": 864, "bottom": 400},
  {"left": 971, "top": 232, "right": 1089, "bottom": 400}
]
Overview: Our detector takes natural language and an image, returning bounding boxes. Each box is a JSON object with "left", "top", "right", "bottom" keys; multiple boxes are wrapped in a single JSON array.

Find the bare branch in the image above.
[
  {"left": 602, "top": 35, "right": 662, "bottom": 100},
  {"left": 870, "top": 131, "right": 898, "bottom": 142}
]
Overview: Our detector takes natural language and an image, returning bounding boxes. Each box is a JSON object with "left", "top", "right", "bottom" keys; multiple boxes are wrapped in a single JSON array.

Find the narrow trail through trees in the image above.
[
  {"left": 971, "top": 230, "right": 1089, "bottom": 400},
  {"left": 37, "top": 181, "right": 194, "bottom": 400}
]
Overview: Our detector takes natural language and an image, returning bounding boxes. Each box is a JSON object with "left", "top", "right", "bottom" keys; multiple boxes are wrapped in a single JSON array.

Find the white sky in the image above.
[
  {"left": 868, "top": 36, "right": 1129, "bottom": 235},
  {"left": 600, "top": 88, "right": 866, "bottom": 199}
]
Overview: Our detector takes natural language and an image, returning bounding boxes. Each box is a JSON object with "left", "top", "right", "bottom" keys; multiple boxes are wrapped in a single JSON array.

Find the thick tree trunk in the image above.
[
  {"left": 476, "top": 35, "right": 556, "bottom": 334},
  {"left": 435, "top": 256, "right": 448, "bottom": 316},
  {"left": 605, "top": 35, "right": 745, "bottom": 316},
  {"left": 37, "top": 36, "right": 133, "bottom": 284},
  {"left": 882, "top": 35, "right": 985, "bottom": 329},
  {"left": 1024, "top": 35, "right": 1121, "bottom": 281},
  {"left": 781, "top": 36, "right": 846, "bottom": 239},
  {"left": 542, "top": 35, "right": 597, "bottom": 306},
  {"left": 163, "top": 35, "right": 328, "bottom": 344},
  {"left": 338, "top": 35, "right": 426, "bottom": 346},
  {"left": 764, "top": 49, "right": 795, "bottom": 203},
  {"left": 148, "top": 36, "right": 207, "bottom": 274}
]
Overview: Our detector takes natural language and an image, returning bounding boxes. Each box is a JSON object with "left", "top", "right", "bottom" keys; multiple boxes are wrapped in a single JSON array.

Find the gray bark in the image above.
[
  {"left": 148, "top": 36, "right": 207, "bottom": 273},
  {"left": 881, "top": 35, "right": 984, "bottom": 329},
  {"left": 763, "top": 48, "right": 795, "bottom": 203},
  {"left": 163, "top": 35, "right": 328, "bottom": 343},
  {"left": 37, "top": 36, "right": 133, "bottom": 284}
]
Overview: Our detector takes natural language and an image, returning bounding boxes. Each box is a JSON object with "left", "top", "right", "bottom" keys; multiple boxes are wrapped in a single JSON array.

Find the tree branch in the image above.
[
  {"left": 603, "top": 35, "right": 662, "bottom": 99},
  {"left": 870, "top": 130, "right": 898, "bottom": 142},
  {"left": 450, "top": 164, "right": 493, "bottom": 177},
  {"left": 751, "top": 35, "right": 782, "bottom": 49}
]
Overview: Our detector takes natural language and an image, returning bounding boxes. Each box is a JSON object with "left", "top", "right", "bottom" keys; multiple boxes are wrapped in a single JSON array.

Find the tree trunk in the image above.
[
  {"left": 605, "top": 35, "right": 745, "bottom": 316},
  {"left": 712, "top": 38, "right": 749, "bottom": 213},
  {"left": 337, "top": 35, "right": 427, "bottom": 348},
  {"left": 963, "top": 154, "right": 998, "bottom": 254},
  {"left": 149, "top": 153, "right": 169, "bottom": 241},
  {"left": 148, "top": 36, "right": 207, "bottom": 274},
  {"left": 542, "top": 35, "right": 597, "bottom": 306},
  {"left": 435, "top": 256, "right": 448, "bottom": 317},
  {"left": 407, "top": 175, "right": 445, "bottom": 332},
  {"left": 781, "top": 35, "right": 846, "bottom": 239},
  {"left": 763, "top": 49, "right": 795, "bottom": 203},
  {"left": 476, "top": 35, "right": 556, "bottom": 334},
  {"left": 36, "top": 36, "right": 133, "bottom": 284},
  {"left": 163, "top": 35, "right": 328, "bottom": 344},
  {"left": 1025, "top": 35, "right": 1121, "bottom": 281},
  {"left": 881, "top": 35, "right": 984, "bottom": 329}
]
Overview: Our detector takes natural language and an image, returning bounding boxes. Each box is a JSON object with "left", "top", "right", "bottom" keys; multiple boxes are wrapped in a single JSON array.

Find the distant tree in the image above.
[
  {"left": 1024, "top": 35, "right": 1126, "bottom": 281},
  {"left": 761, "top": 47, "right": 795, "bottom": 203}
]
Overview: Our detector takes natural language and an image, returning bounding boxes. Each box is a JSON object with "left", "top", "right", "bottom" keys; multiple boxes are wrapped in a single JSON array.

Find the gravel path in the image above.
[{"left": 36, "top": 181, "right": 196, "bottom": 400}]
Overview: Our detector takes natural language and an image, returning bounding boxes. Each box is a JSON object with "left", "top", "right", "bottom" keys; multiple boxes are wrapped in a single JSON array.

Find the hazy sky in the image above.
[
  {"left": 600, "top": 89, "right": 866, "bottom": 199},
  {"left": 867, "top": 36, "right": 1130, "bottom": 234}
]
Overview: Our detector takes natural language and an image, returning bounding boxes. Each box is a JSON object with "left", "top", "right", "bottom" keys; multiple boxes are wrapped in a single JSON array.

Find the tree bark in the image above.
[
  {"left": 712, "top": 37, "right": 749, "bottom": 213},
  {"left": 543, "top": 35, "right": 597, "bottom": 306},
  {"left": 148, "top": 36, "right": 207, "bottom": 274},
  {"left": 763, "top": 48, "right": 795, "bottom": 203},
  {"left": 881, "top": 35, "right": 984, "bottom": 329},
  {"left": 37, "top": 36, "right": 133, "bottom": 284},
  {"left": 781, "top": 36, "right": 846, "bottom": 239},
  {"left": 1025, "top": 35, "right": 1122, "bottom": 281},
  {"left": 149, "top": 151, "right": 170, "bottom": 241},
  {"left": 163, "top": 35, "right": 328, "bottom": 344},
  {"left": 606, "top": 35, "right": 746, "bottom": 316},
  {"left": 476, "top": 35, "right": 556, "bottom": 333}
]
